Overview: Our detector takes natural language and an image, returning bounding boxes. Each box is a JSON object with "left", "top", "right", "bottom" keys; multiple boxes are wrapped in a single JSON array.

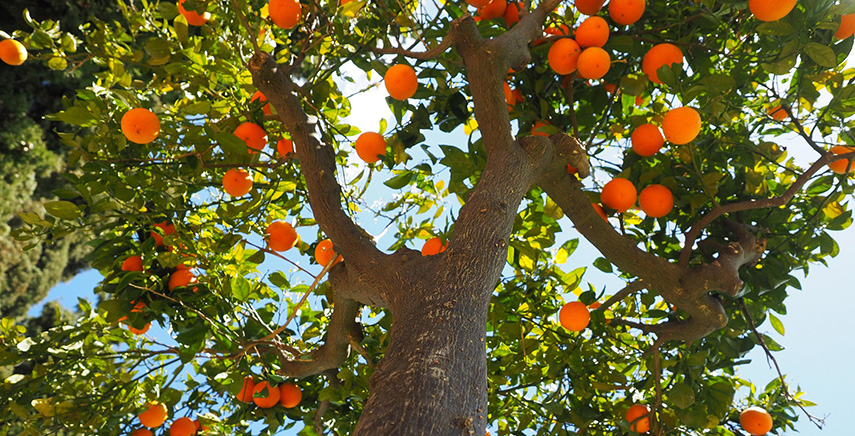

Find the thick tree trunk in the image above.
[{"left": 352, "top": 275, "right": 492, "bottom": 436}]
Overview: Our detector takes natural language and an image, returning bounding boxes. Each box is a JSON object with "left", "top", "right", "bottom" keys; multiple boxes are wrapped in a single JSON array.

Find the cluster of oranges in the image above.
[
  {"left": 237, "top": 376, "right": 302, "bottom": 409},
  {"left": 132, "top": 402, "right": 207, "bottom": 436}
]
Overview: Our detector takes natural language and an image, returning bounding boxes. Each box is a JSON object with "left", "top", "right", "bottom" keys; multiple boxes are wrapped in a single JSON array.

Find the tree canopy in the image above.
[{"left": 2, "top": 1, "right": 855, "bottom": 435}]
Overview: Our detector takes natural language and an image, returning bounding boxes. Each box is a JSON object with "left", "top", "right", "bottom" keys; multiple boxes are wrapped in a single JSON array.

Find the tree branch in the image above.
[{"left": 248, "top": 51, "right": 383, "bottom": 271}]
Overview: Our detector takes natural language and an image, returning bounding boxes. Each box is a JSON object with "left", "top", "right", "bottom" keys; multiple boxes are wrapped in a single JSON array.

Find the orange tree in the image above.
[{"left": 2, "top": 0, "right": 855, "bottom": 435}]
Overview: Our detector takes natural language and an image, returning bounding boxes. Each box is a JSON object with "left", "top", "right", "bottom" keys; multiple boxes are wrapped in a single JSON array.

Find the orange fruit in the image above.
[
  {"left": 740, "top": 406, "right": 773, "bottom": 435},
  {"left": 151, "top": 222, "right": 176, "bottom": 247},
  {"left": 465, "top": 0, "right": 492, "bottom": 8},
  {"left": 253, "top": 381, "right": 282, "bottom": 408},
  {"left": 250, "top": 90, "right": 272, "bottom": 115},
  {"left": 168, "top": 269, "right": 197, "bottom": 292},
  {"left": 503, "top": 2, "right": 522, "bottom": 26},
  {"left": 503, "top": 81, "right": 516, "bottom": 108},
  {"left": 748, "top": 0, "right": 796, "bottom": 22},
  {"left": 169, "top": 417, "right": 196, "bottom": 436},
  {"left": 548, "top": 38, "right": 582, "bottom": 75},
  {"left": 638, "top": 184, "right": 673, "bottom": 217},
  {"left": 575, "top": 0, "right": 605, "bottom": 15},
  {"left": 193, "top": 419, "right": 208, "bottom": 431},
  {"left": 354, "top": 132, "right": 387, "bottom": 164},
  {"left": 269, "top": 0, "right": 302, "bottom": 29},
  {"left": 609, "top": 0, "right": 645, "bottom": 26},
  {"left": 122, "top": 108, "right": 161, "bottom": 144},
  {"left": 222, "top": 168, "right": 253, "bottom": 197},
  {"left": 631, "top": 123, "right": 664, "bottom": 156},
  {"left": 266, "top": 221, "right": 298, "bottom": 252},
  {"left": 139, "top": 402, "right": 168, "bottom": 428},
  {"left": 531, "top": 120, "right": 552, "bottom": 137},
  {"left": 279, "top": 383, "right": 302, "bottom": 408},
  {"left": 131, "top": 300, "right": 146, "bottom": 313},
  {"left": 589, "top": 301, "right": 602, "bottom": 309},
  {"left": 277, "top": 138, "right": 294, "bottom": 156},
  {"left": 601, "top": 178, "right": 636, "bottom": 213},
  {"left": 544, "top": 24, "right": 571, "bottom": 37},
  {"left": 178, "top": 0, "right": 210, "bottom": 26},
  {"left": 421, "top": 237, "right": 447, "bottom": 256},
  {"left": 766, "top": 103, "right": 787, "bottom": 121},
  {"left": 477, "top": 0, "right": 507, "bottom": 20},
  {"left": 626, "top": 403, "right": 650, "bottom": 433},
  {"left": 237, "top": 376, "right": 256, "bottom": 402},
  {"left": 642, "top": 43, "right": 683, "bottom": 84},
  {"left": 604, "top": 83, "right": 618, "bottom": 94},
  {"left": 575, "top": 16, "right": 609, "bottom": 48},
  {"left": 315, "top": 238, "right": 343, "bottom": 267},
  {"left": 577, "top": 47, "right": 611, "bottom": 80},
  {"left": 662, "top": 107, "right": 701, "bottom": 145},
  {"left": 835, "top": 14, "right": 855, "bottom": 39},
  {"left": 558, "top": 301, "right": 590, "bottom": 331},
  {"left": 828, "top": 146, "right": 855, "bottom": 174},
  {"left": 384, "top": 64, "right": 418, "bottom": 100},
  {"left": 0, "top": 39, "right": 27, "bottom": 65},
  {"left": 234, "top": 122, "right": 268, "bottom": 153},
  {"left": 127, "top": 322, "right": 151, "bottom": 335},
  {"left": 122, "top": 255, "right": 144, "bottom": 272},
  {"left": 592, "top": 203, "right": 609, "bottom": 221},
  {"left": 132, "top": 429, "right": 154, "bottom": 436}
]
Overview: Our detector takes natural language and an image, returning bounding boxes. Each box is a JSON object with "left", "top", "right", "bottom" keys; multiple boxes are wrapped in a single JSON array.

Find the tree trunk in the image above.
[{"left": 353, "top": 271, "right": 493, "bottom": 436}]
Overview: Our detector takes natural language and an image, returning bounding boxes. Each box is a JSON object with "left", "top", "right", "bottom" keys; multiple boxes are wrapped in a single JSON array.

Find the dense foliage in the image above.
[{"left": 2, "top": 1, "right": 855, "bottom": 435}]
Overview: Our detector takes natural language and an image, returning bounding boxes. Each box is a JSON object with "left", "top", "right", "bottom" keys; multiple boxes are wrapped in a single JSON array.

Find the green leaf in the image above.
[
  {"left": 804, "top": 43, "right": 838, "bottom": 68},
  {"left": 593, "top": 257, "right": 612, "bottom": 273},
  {"left": 668, "top": 383, "right": 696, "bottom": 409},
  {"left": 44, "top": 200, "right": 81, "bottom": 219},
  {"left": 217, "top": 132, "right": 249, "bottom": 155},
  {"left": 384, "top": 171, "right": 414, "bottom": 189},
  {"left": 769, "top": 312, "right": 785, "bottom": 336}
]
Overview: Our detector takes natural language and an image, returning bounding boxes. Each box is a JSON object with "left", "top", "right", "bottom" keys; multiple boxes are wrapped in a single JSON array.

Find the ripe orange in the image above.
[
  {"left": 253, "top": 381, "right": 282, "bottom": 408},
  {"left": 601, "top": 178, "right": 636, "bottom": 213},
  {"left": 503, "top": 2, "right": 522, "bottom": 26},
  {"left": 354, "top": 132, "right": 387, "bottom": 163},
  {"left": 139, "top": 402, "right": 168, "bottom": 428},
  {"left": 577, "top": 47, "right": 610, "bottom": 80},
  {"left": 575, "top": 0, "right": 605, "bottom": 15},
  {"left": 477, "top": 0, "right": 507, "bottom": 20},
  {"left": 748, "top": 0, "right": 796, "bottom": 22},
  {"left": 384, "top": 64, "right": 418, "bottom": 100},
  {"left": 266, "top": 221, "right": 298, "bottom": 252},
  {"left": 151, "top": 222, "right": 176, "bottom": 247},
  {"left": 766, "top": 102, "right": 787, "bottom": 121},
  {"left": 828, "top": 146, "right": 855, "bottom": 174},
  {"left": 178, "top": 0, "right": 210, "bottom": 26},
  {"left": 169, "top": 417, "right": 196, "bottom": 436},
  {"left": 132, "top": 300, "right": 146, "bottom": 313},
  {"left": 193, "top": 419, "right": 208, "bottom": 431},
  {"left": 250, "top": 90, "right": 272, "bottom": 115},
  {"left": 609, "top": 0, "right": 645, "bottom": 26},
  {"left": 277, "top": 138, "right": 294, "bottom": 156},
  {"left": 592, "top": 203, "right": 609, "bottom": 221},
  {"left": 548, "top": 38, "right": 582, "bottom": 75},
  {"left": 662, "top": 107, "right": 701, "bottom": 145},
  {"left": 234, "top": 122, "right": 268, "bottom": 153},
  {"left": 421, "top": 237, "right": 447, "bottom": 256},
  {"left": 122, "top": 255, "right": 144, "bottom": 272},
  {"left": 466, "top": 0, "right": 492, "bottom": 7},
  {"left": 531, "top": 120, "right": 552, "bottom": 137},
  {"left": 589, "top": 301, "right": 602, "bottom": 309},
  {"left": 626, "top": 403, "right": 650, "bottom": 433},
  {"left": 835, "top": 14, "right": 855, "bottom": 39},
  {"left": 631, "top": 123, "right": 664, "bottom": 156},
  {"left": 127, "top": 322, "right": 151, "bottom": 335},
  {"left": 315, "top": 238, "right": 343, "bottom": 267},
  {"left": 544, "top": 24, "right": 571, "bottom": 37},
  {"left": 222, "top": 168, "right": 253, "bottom": 197},
  {"left": 237, "top": 376, "right": 256, "bottom": 402},
  {"left": 739, "top": 406, "right": 773, "bottom": 435},
  {"left": 504, "top": 82, "right": 518, "bottom": 109},
  {"left": 604, "top": 83, "right": 618, "bottom": 94},
  {"left": 638, "top": 184, "right": 673, "bottom": 217},
  {"left": 122, "top": 108, "right": 161, "bottom": 144},
  {"left": 131, "top": 429, "right": 154, "bottom": 436},
  {"left": 558, "top": 301, "right": 590, "bottom": 331},
  {"left": 0, "top": 39, "right": 27, "bottom": 65},
  {"left": 168, "top": 269, "right": 197, "bottom": 292},
  {"left": 575, "top": 16, "right": 609, "bottom": 48},
  {"left": 642, "top": 43, "right": 683, "bottom": 84},
  {"left": 269, "top": 0, "right": 302, "bottom": 29},
  {"left": 279, "top": 383, "right": 302, "bottom": 408}
]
